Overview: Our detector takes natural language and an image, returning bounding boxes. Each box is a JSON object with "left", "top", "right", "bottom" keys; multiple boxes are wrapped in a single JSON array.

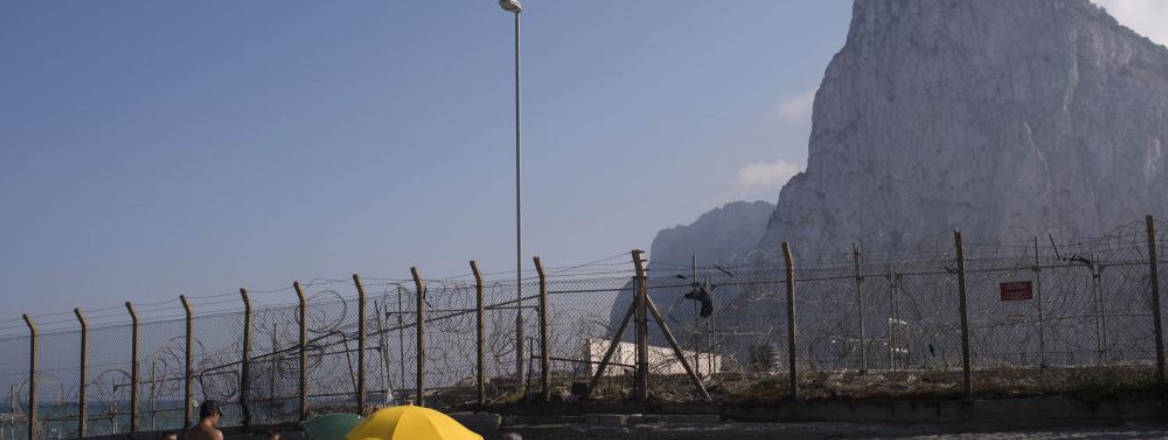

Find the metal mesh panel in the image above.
[
  {"left": 417, "top": 280, "right": 477, "bottom": 407},
  {"left": 0, "top": 333, "right": 29, "bottom": 440},
  {"left": 797, "top": 273, "right": 861, "bottom": 373},
  {"left": 857, "top": 262, "right": 893, "bottom": 372},
  {"left": 248, "top": 304, "right": 300, "bottom": 424},
  {"left": 85, "top": 323, "right": 133, "bottom": 436},
  {"left": 362, "top": 283, "right": 405, "bottom": 409},
  {"left": 374, "top": 284, "right": 416, "bottom": 406},
  {"left": 30, "top": 330, "right": 80, "bottom": 440},
  {"left": 188, "top": 305, "right": 245, "bottom": 427},
  {"left": 965, "top": 256, "right": 1045, "bottom": 369},
  {"left": 479, "top": 280, "right": 532, "bottom": 403},
  {"left": 1040, "top": 263, "right": 1098, "bottom": 366},
  {"left": 300, "top": 284, "right": 358, "bottom": 414},
  {"left": 894, "top": 259, "right": 962, "bottom": 372},
  {"left": 546, "top": 277, "right": 629, "bottom": 400},
  {"left": 134, "top": 317, "right": 186, "bottom": 432}
]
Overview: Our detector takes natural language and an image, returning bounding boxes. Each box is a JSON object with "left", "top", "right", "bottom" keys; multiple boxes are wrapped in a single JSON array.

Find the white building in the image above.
[{"left": 579, "top": 338, "right": 723, "bottom": 378}]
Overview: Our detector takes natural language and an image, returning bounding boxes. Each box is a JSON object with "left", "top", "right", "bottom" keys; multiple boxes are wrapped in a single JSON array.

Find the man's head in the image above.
[
  {"left": 162, "top": 432, "right": 179, "bottom": 440},
  {"left": 198, "top": 400, "right": 222, "bottom": 424}
]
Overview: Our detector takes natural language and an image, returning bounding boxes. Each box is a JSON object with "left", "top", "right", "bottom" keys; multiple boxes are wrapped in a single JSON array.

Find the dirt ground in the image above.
[
  {"left": 499, "top": 421, "right": 1168, "bottom": 440},
  {"left": 870, "top": 422, "right": 1168, "bottom": 439}
]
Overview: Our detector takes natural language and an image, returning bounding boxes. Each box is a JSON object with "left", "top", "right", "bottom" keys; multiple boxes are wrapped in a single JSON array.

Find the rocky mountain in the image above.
[
  {"left": 648, "top": 200, "right": 776, "bottom": 269},
  {"left": 760, "top": 0, "right": 1168, "bottom": 254},
  {"left": 606, "top": 201, "right": 774, "bottom": 345},
  {"left": 604, "top": 0, "right": 1168, "bottom": 372}
]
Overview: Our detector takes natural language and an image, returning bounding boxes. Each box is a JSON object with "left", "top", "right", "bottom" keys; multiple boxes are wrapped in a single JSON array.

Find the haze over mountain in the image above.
[{"left": 607, "top": 201, "right": 774, "bottom": 343}]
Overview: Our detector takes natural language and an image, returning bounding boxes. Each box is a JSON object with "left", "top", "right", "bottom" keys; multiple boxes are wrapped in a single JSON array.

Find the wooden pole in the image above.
[
  {"left": 179, "top": 296, "right": 193, "bottom": 429},
  {"left": 954, "top": 230, "right": 972, "bottom": 397},
  {"left": 240, "top": 288, "right": 253, "bottom": 427},
  {"left": 583, "top": 300, "right": 635, "bottom": 401},
  {"left": 353, "top": 274, "right": 367, "bottom": 415},
  {"left": 644, "top": 296, "right": 712, "bottom": 402},
  {"left": 22, "top": 314, "right": 36, "bottom": 440},
  {"left": 470, "top": 261, "right": 486, "bottom": 408},
  {"left": 125, "top": 302, "right": 140, "bottom": 433},
  {"left": 410, "top": 268, "right": 426, "bottom": 406},
  {"left": 853, "top": 243, "right": 866, "bottom": 372},
  {"left": 533, "top": 257, "right": 550, "bottom": 401},
  {"left": 396, "top": 286, "right": 406, "bottom": 401},
  {"left": 1148, "top": 215, "right": 1165, "bottom": 385},
  {"left": 74, "top": 308, "right": 88, "bottom": 437},
  {"left": 1034, "top": 236, "right": 1047, "bottom": 368},
  {"left": 887, "top": 265, "right": 896, "bottom": 370},
  {"left": 632, "top": 249, "right": 649, "bottom": 402},
  {"left": 268, "top": 322, "right": 277, "bottom": 422},
  {"left": 782, "top": 242, "right": 798, "bottom": 400},
  {"left": 293, "top": 282, "right": 308, "bottom": 421}
]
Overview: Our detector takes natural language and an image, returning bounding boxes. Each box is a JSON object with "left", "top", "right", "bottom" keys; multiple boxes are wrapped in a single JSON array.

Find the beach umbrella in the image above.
[
  {"left": 302, "top": 413, "right": 362, "bottom": 440},
  {"left": 346, "top": 406, "right": 482, "bottom": 440}
]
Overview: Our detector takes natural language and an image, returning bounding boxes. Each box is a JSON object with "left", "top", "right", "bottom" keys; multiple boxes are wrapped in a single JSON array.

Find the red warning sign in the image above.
[{"left": 999, "top": 281, "right": 1033, "bottom": 301}]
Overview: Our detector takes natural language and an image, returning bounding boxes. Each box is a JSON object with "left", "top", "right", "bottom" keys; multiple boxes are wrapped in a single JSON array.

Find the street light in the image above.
[
  {"left": 499, "top": 0, "right": 525, "bottom": 384},
  {"left": 499, "top": 0, "right": 522, "bottom": 13}
]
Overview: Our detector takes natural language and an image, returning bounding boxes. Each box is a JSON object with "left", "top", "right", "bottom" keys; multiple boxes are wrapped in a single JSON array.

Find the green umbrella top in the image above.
[{"left": 302, "top": 413, "right": 362, "bottom": 440}]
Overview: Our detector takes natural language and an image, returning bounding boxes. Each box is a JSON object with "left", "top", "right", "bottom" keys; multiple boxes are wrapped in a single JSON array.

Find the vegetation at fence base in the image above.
[
  {"left": 713, "top": 367, "right": 1163, "bottom": 404},
  {"left": 1050, "top": 366, "right": 1163, "bottom": 403},
  {"left": 436, "top": 366, "right": 1166, "bottom": 409}
]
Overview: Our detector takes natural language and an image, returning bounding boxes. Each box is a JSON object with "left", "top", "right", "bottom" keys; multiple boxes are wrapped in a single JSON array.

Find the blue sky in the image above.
[{"left": 0, "top": 1, "right": 861, "bottom": 324}]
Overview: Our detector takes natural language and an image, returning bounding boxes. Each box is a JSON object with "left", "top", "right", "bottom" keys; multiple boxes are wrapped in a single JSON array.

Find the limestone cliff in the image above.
[{"left": 760, "top": 0, "right": 1168, "bottom": 253}]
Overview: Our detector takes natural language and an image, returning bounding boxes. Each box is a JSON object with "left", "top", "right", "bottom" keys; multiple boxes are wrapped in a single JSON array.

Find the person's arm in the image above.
[{"left": 212, "top": 429, "right": 224, "bottom": 440}]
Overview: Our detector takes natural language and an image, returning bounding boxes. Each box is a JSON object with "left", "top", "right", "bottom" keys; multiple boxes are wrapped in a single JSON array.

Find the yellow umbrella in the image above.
[{"left": 345, "top": 406, "right": 483, "bottom": 440}]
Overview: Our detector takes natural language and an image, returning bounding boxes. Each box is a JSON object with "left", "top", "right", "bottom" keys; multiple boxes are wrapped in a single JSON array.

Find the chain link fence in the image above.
[{"left": 3, "top": 218, "right": 1168, "bottom": 440}]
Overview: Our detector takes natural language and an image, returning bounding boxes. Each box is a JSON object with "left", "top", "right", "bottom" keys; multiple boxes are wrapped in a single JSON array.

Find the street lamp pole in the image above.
[{"left": 500, "top": 0, "right": 525, "bottom": 385}]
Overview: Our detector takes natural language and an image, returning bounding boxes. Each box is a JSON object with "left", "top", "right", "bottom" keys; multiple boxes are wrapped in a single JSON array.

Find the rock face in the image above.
[
  {"left": 760, "top": 0, "right": 1168, "bottom": 253},
  {"left": 606, "top": 201, "right": 774, "bottom": 343},
  {"left": 648, "top": 201, "right": 776, "bottom": 269}
]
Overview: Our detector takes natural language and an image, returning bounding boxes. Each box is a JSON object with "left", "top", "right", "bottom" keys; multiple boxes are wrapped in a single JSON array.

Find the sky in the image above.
[
  {"left": 0, "top": 1, "right": 851, "bottom": 327},
  {"left": 1, "top": 1, "right": 1166, "bottom": 329}
]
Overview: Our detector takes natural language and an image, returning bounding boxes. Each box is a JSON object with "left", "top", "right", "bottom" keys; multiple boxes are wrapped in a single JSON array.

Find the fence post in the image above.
[
  {"left": 240, "top": 288, "right": 252, "bottom": 427},
  {"left": 469, "top": 261, "right": 486, "bottom": 408},
  {"left": 644, "top": 295, "right": 713, "bottom": 402},
  {"left": 1033, "top": 237, "right": 1047, "bottom": 368},
  {"left": 410, "top": 268, "right": 426, "bottom": 406},
  {"left": 954, "top": 230, "right": 972, "bottom": 397},
  {"left": 178, "top": 296, "right": 193, "bottom": 429},
  {"left": 352, "top": 274, "right": 367, "bottom": 415},
  {"left": 125, "top": 302, "right": 140, "bottom": 433},
  {"left": 22, "top": 314, "right": 36, "bottom": 440},
  {"left": 73, "top": 308, "right": 88, "bottom": 438},
  {"left": 1147, "top": 215, "right": 1165, "bottom": 385},
  {"left": 853, "top": 243, "right": 866, "bottom": 372},
  {"left": 533, "top": 257, "right": 550, "bottom": 401},
  {"left": 887, "top": 264, "right": 896, "bottom": 370},
  {"left": 293, "top": 282, "right": 308, "bottom": 421},
  {"left": 782, "top": 242, "right": 798, "bottom": 400},
  {"left": 631, "top": 249, "right": 649, "bottom": 402}
]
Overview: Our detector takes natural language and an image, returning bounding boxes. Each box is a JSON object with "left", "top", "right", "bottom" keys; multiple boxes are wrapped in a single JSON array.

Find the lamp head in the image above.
[{"left": 499, "top": 0, "right": 522, "bottom": 13}]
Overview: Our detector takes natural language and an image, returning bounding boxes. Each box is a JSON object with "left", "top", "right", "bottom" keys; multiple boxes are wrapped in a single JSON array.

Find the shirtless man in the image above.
[{"left": 185, "top": 400, "right": 224, "bottom": 440}]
